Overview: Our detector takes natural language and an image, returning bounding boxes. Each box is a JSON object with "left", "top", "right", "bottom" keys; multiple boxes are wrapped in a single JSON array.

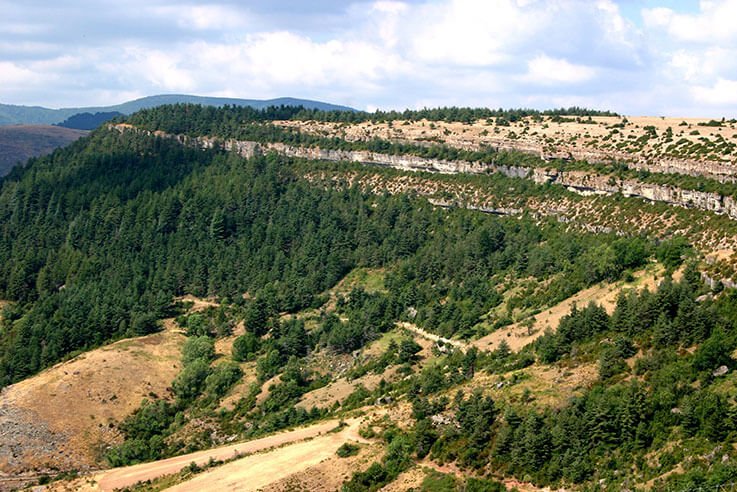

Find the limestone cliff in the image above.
[{"left": 113, "top": 125, "right": 737, "bottom": 222}]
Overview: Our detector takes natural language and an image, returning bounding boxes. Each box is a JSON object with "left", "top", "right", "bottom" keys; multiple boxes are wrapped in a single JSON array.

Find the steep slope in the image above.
[
  {"left": 0, "top": 329, "right": 184, "bottom": 475},
  {"left": 0, "top": 125, "right": 87, "bottom": 176},
  {"left": 4, "top": 106, "right": 737, "bottom": 491}
]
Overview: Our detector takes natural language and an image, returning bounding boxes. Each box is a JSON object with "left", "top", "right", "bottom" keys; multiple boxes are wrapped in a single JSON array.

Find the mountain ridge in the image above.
[{"left": 0, "top": 94, "right": 356, "bottom": 126}]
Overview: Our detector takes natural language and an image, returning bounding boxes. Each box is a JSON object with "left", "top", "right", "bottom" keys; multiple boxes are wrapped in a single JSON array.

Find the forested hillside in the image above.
[
  {"left": 0, "top": 124, "right": 643, "bottom": 386},
  {"left": 55, "top": 111, "right": 124, "bottom": 130},
  {"left": 2, "top": 106, "right": 737, "bottom": 491}
]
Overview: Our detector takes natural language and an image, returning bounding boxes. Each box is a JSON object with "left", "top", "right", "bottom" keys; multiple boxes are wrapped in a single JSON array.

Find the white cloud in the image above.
[
  {"left": 367, "top": 1, "right": 408, "bottom": 48},
  {"left": 148, "top": 4, "right": 252, "bottom": 31},
  {"left": 0, "top": 62, "right": 37, "bottom": 85},
  {"left": 188, "top": 30, "right": 409, "bottom": 91},
  {"left": 643, "top": 0, "right": 737, "bottom": 43},
  {"left": 524, "top": 55, "right": 597, "bottom": 85},
  {"left": 404, "top": 0, "right": 538, "bottom": 67},
  {"left": 692, "top": 78, "right": 737, "bottom": 106},
  {"left": 4, "top": 0, "right": 737, "bottom": 117}
]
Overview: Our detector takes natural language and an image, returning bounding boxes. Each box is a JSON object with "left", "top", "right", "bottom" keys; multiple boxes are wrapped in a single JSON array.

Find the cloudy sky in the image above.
[{"left": 1, "top": 0, "right": 736, "bottom": 116}]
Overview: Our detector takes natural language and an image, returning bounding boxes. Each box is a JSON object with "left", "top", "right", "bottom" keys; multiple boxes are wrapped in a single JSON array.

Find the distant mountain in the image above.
[
  {"left": 0, "top": 125, "right": 87, "bottom": 176},
  {"left": 56, "top": 111, "right": 125, "bottom": 130},
  {"left": 0, "top": 95, "right": 356, "bottom": 126}
]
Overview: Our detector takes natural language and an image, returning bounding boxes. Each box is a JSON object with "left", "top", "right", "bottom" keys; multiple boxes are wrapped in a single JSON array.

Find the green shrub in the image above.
[
  {"left": 172, "top": 358, "right": 211, "bottom": 402},
  {"left": 205, "top": 361, "right": 243, "bottom": 401},
  {"left": 336, "top": 442, "right": 360, "bottom": 458},
  {"left": 182, "top": 336, "right": 215, "bottom": 365},
  {"left": 232, "top": 332, "right": 260, "bottom": 362}
]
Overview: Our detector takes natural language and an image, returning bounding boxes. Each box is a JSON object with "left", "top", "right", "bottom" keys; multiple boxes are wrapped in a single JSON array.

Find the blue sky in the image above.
[{"left": 1, "top": 0, "right": 736, "bottom": 116}]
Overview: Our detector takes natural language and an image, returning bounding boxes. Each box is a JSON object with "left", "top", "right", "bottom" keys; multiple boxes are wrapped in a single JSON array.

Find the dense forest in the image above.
[
  {"left": 56, "top": 111, "right": 124, "bottom": 130},
  {"left": 126, "top": 102, "right": 617, "bottom": 127},
  {"left": 0, "top": 124, "right": 644, "bottom": 386},
  {"left": 1, "top": 105, "right": 735, "bottom": 491}
]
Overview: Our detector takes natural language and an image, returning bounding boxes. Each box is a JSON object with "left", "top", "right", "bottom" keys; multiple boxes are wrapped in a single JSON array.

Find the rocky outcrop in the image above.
[
  {"left": 427, "top": 198, "right": 523, "bottom": 216},
  {"left": 480, "top": 135, "right": 737, "bottom": 183},
  {"left": 0, "top": 404, "right": 71, "bottom": 474},
  {"left": 112, "top": 125, "right": 737, "bottom": 221},
  {"left": 534, "top": 170, "right": 737, "bottom": 219},
  {"left": 203, "top": 135, "right": 737, "bottom": 220}
]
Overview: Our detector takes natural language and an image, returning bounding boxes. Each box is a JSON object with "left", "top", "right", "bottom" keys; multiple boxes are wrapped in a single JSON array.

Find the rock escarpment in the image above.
[{"left": 114, "top": 125, "right": 737, "bottom": 221}]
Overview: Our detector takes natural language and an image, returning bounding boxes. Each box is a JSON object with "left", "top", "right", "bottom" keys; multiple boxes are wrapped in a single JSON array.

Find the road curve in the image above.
[{"left": 94, "top": 418, "right": 356, "bottom": 491}]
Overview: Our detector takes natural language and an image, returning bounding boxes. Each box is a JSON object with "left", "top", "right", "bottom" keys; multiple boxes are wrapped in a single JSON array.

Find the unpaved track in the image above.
[
  {"left": 94, "top": 419, "right": 357, "bottom": 491},
  {"left": 397, "top": 322, "right": 467, "bottom": 351},
  {"left": 400, "top": 268, "right": 659, "bottom": 354},
  {"left": 166, "top": 419, "right": 367, "bottom": 492},
  {"left": 473, "top": 268, "right": 658, "bottom": 352}
]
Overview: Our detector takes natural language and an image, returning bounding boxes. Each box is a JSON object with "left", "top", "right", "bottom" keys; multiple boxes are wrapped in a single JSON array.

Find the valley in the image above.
[
  {"left": 0, "top": 125, "right": 87, "bottom": 176},
  {"left": 2, "top": 104, "right": 737, "bottom": 491}
]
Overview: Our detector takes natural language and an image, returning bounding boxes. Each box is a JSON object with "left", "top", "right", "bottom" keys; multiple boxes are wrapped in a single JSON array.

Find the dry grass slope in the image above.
[{"left": 0, "top": 329, "right": 184, "bottom": 474}]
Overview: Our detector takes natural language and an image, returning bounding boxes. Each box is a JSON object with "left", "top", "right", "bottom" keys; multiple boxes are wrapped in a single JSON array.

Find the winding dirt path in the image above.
[
  {"left": 166, "top": 418, "right": 367, "bottom": 492},
  {"left": 473, "top": 267, "right": 659, "bottom": 352},
  {"left": 92, "top": 419, "right": 359, "bottom": 491},
  {"left": 399, "top": 268, "right": 660, "bottom": 355},
  {"left": 397, "top": 322, "right": 468, "bottom": 351}
]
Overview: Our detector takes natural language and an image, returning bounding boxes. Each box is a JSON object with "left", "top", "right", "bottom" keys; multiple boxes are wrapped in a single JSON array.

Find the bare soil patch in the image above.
[
  {"left": 380, "top": 466, "right": 427, "bottom": 491},
  {"left": 298, "top": 369, "right": 397, "bottom": 410},
  {"left": 175, "top": 294, "right": 219, "bottom": 312},
  {"left": 157, "top": 418, "right": 367, "bottom": 492},
  {"left": 0, "top": 330, "right": 184, "bottom": 474},
  {"left": 261, "top": 442, "right": 384, "bottom": 492},
  {"left": 49, "top": 419, "right": 360, "bottom": 491}
]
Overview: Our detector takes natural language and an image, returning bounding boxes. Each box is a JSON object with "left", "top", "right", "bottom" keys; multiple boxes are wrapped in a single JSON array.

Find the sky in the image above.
[{"left": 1, "top": 0, "right": 736, "bottom": 116}]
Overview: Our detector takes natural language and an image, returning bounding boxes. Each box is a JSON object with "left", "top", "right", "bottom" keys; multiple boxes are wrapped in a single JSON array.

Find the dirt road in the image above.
[
  {"left": 473, "top": 268, "right": 658, "bottom": 352},
  {"left": 397, "top": 322, "right": 467, "bottom": 351},
  {"left": 93, "top": 418, "right": 359, "bottom": 491},
  {"left": 166, "top": 419, "right": 366, "bottom": 491}
]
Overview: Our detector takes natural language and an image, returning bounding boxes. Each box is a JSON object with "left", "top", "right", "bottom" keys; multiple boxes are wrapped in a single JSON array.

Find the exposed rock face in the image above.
[
  {"left": 627, "top": 157, "right": 737, "bottom": 183},
  {"left": 202, "top": 135, "right": 737, "bottom": 221},
  {"left": 534, "top": 170, "right": 737, "bottom": 219},
  {"left": 114, "top": 125, "right": 737, "bottom": 221},
  {"left": 0, "top": 403, "right": 72, "bottom": 473}
]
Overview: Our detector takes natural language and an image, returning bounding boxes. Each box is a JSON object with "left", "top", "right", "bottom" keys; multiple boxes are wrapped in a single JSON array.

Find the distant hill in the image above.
[
  {"left": 0, "top": 125, "right": 87, "bottom": 176},
  {"left": 0, "top": 95, "right": 356, "bottom": 126},
  {"left": 56, "top": 111, "right": 124, "bottom": 130}
]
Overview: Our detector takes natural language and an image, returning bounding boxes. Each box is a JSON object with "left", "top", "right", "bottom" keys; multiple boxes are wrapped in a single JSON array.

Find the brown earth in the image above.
[
  {"left": 128, "top": 418, "right": 365, "bottom": 492},
  {"left": 398, "top": 321, "right": 468, "bottom": 351},
  {"left": 380, "top": 466, "right": 428, "bottom": 491},
  {"left": 468, "top": 363, "right": 598, "bottom": 409},
  {"left": 0, "top": 329, "right": 184, "bottom": 474},
  {"left": 165, "top": 421, "right": 366, "bottom": 492},
  {"left": 175, "top": 294, "right": 220, "bottom": 312},
  {"left": 393, "top": 267, "right": 659, "bottom": 355},
  {"left": 216, "top": 361, "right": 258, "bottom": 412},
  {"left": 48, "top": 418, "right": 363, "bottom": 491},
  {"left": 258, "top": 441, "right": 384, "bottom": 492},
  {"left": 297, "top": 369, "right": 397, "bottom": 410}
]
